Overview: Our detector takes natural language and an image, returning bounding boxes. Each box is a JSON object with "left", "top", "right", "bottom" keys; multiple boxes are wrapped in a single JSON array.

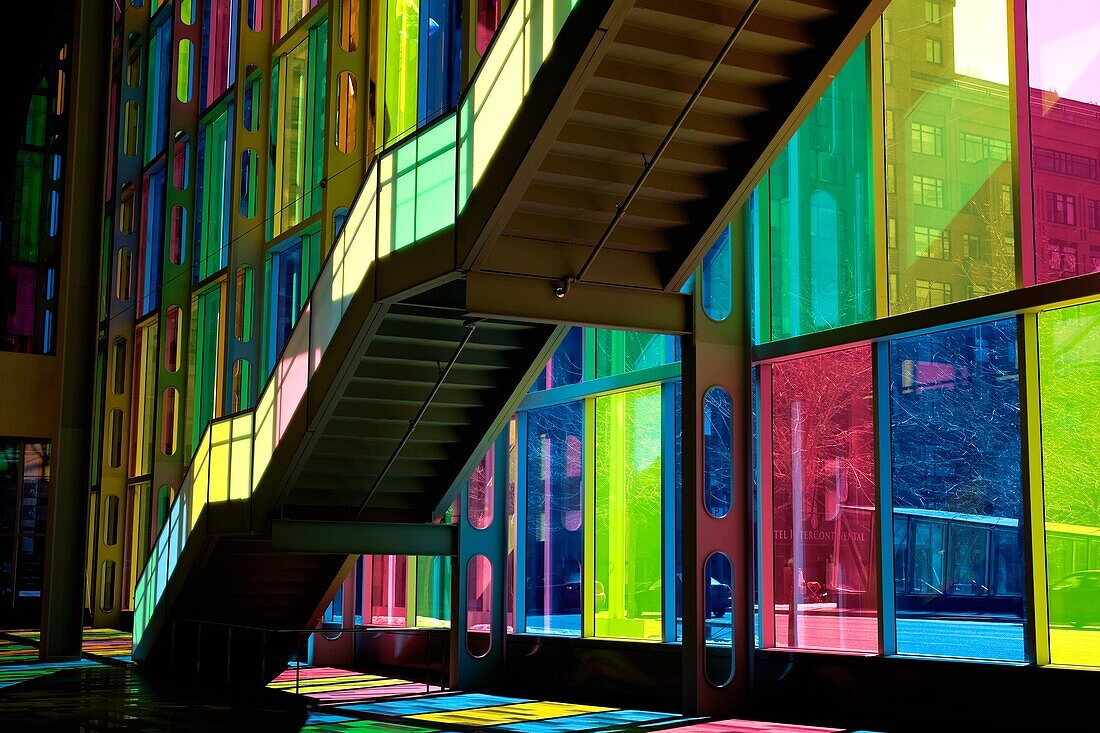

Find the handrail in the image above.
[{"left": 133, "top": 0, "right": 586, "bottom": 653}]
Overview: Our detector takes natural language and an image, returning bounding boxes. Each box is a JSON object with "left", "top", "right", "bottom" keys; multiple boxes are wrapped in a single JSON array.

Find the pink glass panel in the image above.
[
  {"left": 468, "top": 444, "right": 494, "bottom": 529},
  {"left": 4, "top": 265, "right": 37, "bottom": 347},
  {"left": 466, "top": 555, "right": 492, "bottom": 657},
  {"left": 768, "top": 346, "right": 877, "bottom": 653},
  {"left": 275, "top": 305, "right": 310, "bottom": 442},
  {"left": 369, "top": 555, "right": 408, "bottom": 626},
  {"left": 1028, "top": 2, "right": 1100, "bottom": 282},
  {"left": 204, "top": 0, "right": 235, "bottom": 106}
]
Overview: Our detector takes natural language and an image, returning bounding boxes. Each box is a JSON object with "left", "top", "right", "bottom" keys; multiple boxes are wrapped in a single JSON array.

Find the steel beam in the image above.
[
  {"left": 465, "top": 272, "right": 691, "bottom": 335},
  {"left": 271, "top": 520, "right": 457, "bottom": 556}
]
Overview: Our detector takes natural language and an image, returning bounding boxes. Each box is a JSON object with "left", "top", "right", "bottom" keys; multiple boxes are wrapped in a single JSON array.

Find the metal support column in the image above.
[
  {"left": 40, "top": 0, "right": 108, "bottom": 659},
  {"left": 451, "top": 428, "right": 509, "bottom": 689},
  {"left": 682, "top": 218, "right": 750, "bottom": 716}
]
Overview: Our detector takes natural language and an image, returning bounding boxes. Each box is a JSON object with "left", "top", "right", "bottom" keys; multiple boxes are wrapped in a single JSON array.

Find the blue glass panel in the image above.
[
  {"left": 265, "top": 238, "right": 303, "bottom": 373},
  {"left": 702, "top": 225, "right": 732, "bottom": 322},
  {"left": 525, "top": 401, "right": 584, "bottom": 636},
  {"left": 703, "top": 387, "right": 732, "bottom": 519},
  {"left": 889, "top": 319, "right": 1025, "bottom": 661},
  {"left": 530, "top": 327, "right": 583, "bottom": 392},
  {"left": 418, "top": 0, "right": 460, "bottom": 124}
]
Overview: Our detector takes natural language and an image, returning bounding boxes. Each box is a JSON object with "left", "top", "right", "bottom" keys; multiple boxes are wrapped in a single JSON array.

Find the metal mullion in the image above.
[
  {"left": 513, "top": 410, "right": 528, "bottom": 632},
  {"left": 757, "top": 363, "right": 775, "bottom": 650},
  {"left": 661, "top": 382, "right": 678, "bottom": 643},
  {"left": 869, "top": 20, "right": 890, "bottom": 319},
  {"left": 1018, "top": 311, "right": 1049, "bottom": 665},
  {"left": 1009, "top": 0, "right": 1036, "bottom": 288},
  {"left": 582, "top": 395, "right": 595, "bottom": 639},
  {"left": 872, "top": 339, "right": 895, "bottom": 657}
]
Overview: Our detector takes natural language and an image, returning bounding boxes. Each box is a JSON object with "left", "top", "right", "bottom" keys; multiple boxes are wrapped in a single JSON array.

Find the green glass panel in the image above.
[
  {"left": 13, "top": 151, "right": 44, "bottom": 260},
  {"left": 594, "top": 329, "right": 672, "bottom": 378},
  {"left": 883, "top": 0, "right": 1015, "bottom": 313},
  {"left": 1039, "top": 301, "right": 1100, "bottom": 666},
  {"left": 415, "top": 555, "right": 451, "bottom": 628},
  {"left": 198, "top": 106, "right": 232, "bottom": 280},
  {"left": 188, "top": 286, "right": 223, "bottom": 455},
  {"left": 765, "top": 42, "right": 875, "bottom": 342},
  {"left": 594, "top": 386, "right": 663, "bottom": 640},
  {"left": 380, "top": 0, "right": 419, "bottom": 147}
]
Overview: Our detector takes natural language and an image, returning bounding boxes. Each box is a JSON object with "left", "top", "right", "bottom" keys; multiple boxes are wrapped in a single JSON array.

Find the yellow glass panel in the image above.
[{"left": 411, "top": 701, "right": 612, "bottom": 727}]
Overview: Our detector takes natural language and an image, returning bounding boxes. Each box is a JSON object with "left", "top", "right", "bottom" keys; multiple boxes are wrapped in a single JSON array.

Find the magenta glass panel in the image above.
[
  {"left": 476, "top": 0, "right": 501, "bottom": 55},
  {"left": 768, "top": 346, "right": 877, "bottom": 653},
  {"left": 202, "top": 0, "right": 236, "bottom": 107},
  {"left": 3, "top": 265, "right": 37, "bottom": 350},
  {"left": 368, "top": 555, "right": 408, "bottom": 626},
  {"left": 1028, "top": 2, "right": 1100, "bottom": 282},
  {"left": 468, "top": 444, "right": 494, "bottom": 530},
  {"left": 466, "top": 555, "right": 492, "bottom": 658},
  {"left": 275, "top": 305, "right": 309, "bottom": 442}
]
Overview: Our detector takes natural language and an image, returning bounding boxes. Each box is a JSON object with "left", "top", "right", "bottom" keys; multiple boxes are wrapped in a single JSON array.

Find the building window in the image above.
[
  {"left": 910, "top": 123, "right": 943, "bottom": 156},
  {"left": 1045, "top": 191, "right": 1077, "bottom": 226},
  {"left": 925, "top": 38, "right": 943, "bottom": 64},
  {"left": 263, "top": 227, "right": 318, "bottom": 373},
  {"left": 268, "top": 21, "right": 327, "bottom": 238},
  {"left": 914, "top": 225, "right": 950, "bottom": 260},
  {"left": 201, "top": 0, "right": 237, "bottom": 107},
  {"left": 1089, "top": 200, "right": 1100, "bottom": 231},
  {"left": 915, "top": 279, "right": 952, "bottom": 309},
  {"left": 963, "top": 233, "right": 981, "bottom": 259},
  {"left": 187, "top": 283, "right": 225, "bottom": 455},
  {"left": 924, "top": 0, "right": 942, "bottom": 23},
  {"left": 195, "top": 104, "right": 233, "bottom": 281},
  {"left": 912, "top": 175, "right": 945, "bottom": 208}
]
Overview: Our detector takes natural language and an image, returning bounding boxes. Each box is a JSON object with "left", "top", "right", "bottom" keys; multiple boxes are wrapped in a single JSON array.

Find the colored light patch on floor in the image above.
[
  {"left": 410, "top": 701, "right": 613, "bottom": 727},
  {"left": 344, "top": 693, "right": 527, "bottom": 717},
  {"left": 269, "top": 666, "right": 440, "bottom": 703},
  {"left": 666, "top": 720, "right": 843, "bottom": 732},
  {"left": 497, "top": 707, "right": 682, "bottom": 732},
  {"left": 305, "top": 721, "right": 444, "bottom": 733},
  {"left": 0, "top": 660, "right": 98, "bottom": 688}
]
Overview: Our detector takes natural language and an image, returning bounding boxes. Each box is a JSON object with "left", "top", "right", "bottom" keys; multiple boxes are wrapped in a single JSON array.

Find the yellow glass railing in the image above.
[{"left": 133, "top": 0, "right": 582, "bottom": 651}]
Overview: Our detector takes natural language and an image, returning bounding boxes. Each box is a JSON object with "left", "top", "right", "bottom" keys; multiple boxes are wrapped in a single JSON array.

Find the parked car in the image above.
[
  {"left": 528, "top": 572, "right": 606, "bottom": 614},
  {"left": 634, "top": 574, "right": 732, "bottom": 619},
  {"left": 1049, "top": 570, "right": 1100, "bottom": 627}
]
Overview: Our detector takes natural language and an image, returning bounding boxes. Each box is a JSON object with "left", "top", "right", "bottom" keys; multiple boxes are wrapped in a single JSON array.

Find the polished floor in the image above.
[{"left": 0, "top": 630, "right": 879, "bottom": 732}]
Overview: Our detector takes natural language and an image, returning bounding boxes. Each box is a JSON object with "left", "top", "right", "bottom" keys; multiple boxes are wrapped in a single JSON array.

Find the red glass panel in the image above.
[
  {"left": 476, "top": 0, "right": 501, "bottom": 55},
  {"left": 768, "top": 345, "right": 877, "bottom": 653}
]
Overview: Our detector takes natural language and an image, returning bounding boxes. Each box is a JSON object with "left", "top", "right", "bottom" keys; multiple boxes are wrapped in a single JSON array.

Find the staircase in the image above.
[{"left": 132, "top": 0, "right": 890, "bottom": 682}]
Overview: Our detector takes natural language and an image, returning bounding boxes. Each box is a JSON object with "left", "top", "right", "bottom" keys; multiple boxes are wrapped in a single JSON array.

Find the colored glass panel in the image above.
[
  {"left": 702, "top": 225, "right": 733, "bottom": 322},
  {"left": 1027, "top": 3, "right": 1100, "bottom": 283},
  {"left": 201, "top": 0, "right": 237, "bottom": 108},
  {"left": 188, "top": 284, "right": 224, "bottom": 455},
  {"left": 136, "top": 166, "right": 166, "bottom": 317},
  {"left": 530, "top": 327, "right": 583, "bottom": 392},
  {"left": 263, "top": 227, "right": 318, "bottom": 374},
  {"left": 415, "top": 555, "right": 451, "bottom": 628},
  {"left": 594, "top": 386, "right": 663, "bottom": 640},
  {"left": 467, "top": 555, "right": 492, "bottom": 656},
  {"left": 129, "top": 320, "right": 159, "bottom": 477},
  {"left": 1039, "top": 301, "right": 1100, "bottom": 666},
  {"left": 196, "top": 105, "right": 233, "bottom": 281},
  {"left": 883, "top": 0, "right": 1015, "bottom": 312},
  {"left": 760, "top": 43, "right": 874, "bottom": 342},
  {"left": 144, "top": 19, "right": 171, "bottom": 162},
  {"left": 704, "top": 552, "right": 734, "bottom": 685},
  {"left": 704, "top": 387, "right": 732, "bottom": 520},
  {"left": 594, "top": 330, "right": 675, "bottom": 378},
  {"left": 476, "top": 0, "right": 502, "bottom": 55},
  {"left": 469, "top": 444, "right": 494, "bottom": 530},
  {"left": 768, "top": 346, "right": 877, "bottom": 653},
  {"left": 269, "top": 23, "right": 327, "bottom": 237},
  {"left": 418, "top": 0, "right": 459, "bottom": 125},
  {"left": 369, "top": 555, "right": 409, "bottom": 626},
  {"left": 276, "top": 0, "right": 319, "bottom": 38},
  {"left": 889, "top": 320, "right": 1024, "bottom": 661},
  {"left": 526, "top": 401, "right": 584, "bottom": 636},
  {"left": 379, "top": 0, "right": 420, "bottom": 146}
]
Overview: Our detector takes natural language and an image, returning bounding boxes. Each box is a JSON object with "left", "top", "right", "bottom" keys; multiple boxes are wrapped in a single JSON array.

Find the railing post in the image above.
[
  {"left": 260, "top": 630, "right": 266, "bottom": 686},
  {"left": 295, "top": 631, "right": 301, "bottom": 695},
  {"left": 226, "top": 626, "right": 233, "bottom": 688}
]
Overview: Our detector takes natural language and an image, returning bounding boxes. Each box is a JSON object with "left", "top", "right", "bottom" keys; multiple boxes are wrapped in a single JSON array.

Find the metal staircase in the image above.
[{"left": 131, "top": 0, "right": 890, "bottom": 682}]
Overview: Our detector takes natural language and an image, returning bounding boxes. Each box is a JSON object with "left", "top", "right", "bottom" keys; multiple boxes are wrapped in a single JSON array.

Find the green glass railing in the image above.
[{"left": 133, "top": 0, "right": 581, "bottom": 652}]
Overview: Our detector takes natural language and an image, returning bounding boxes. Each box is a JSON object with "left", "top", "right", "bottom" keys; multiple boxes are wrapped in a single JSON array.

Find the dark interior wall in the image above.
[{"left": 752, "top": 651, "right": 1098, "bottom": 732}]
